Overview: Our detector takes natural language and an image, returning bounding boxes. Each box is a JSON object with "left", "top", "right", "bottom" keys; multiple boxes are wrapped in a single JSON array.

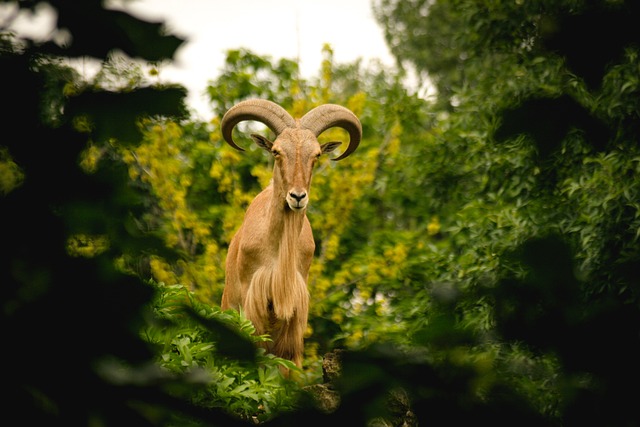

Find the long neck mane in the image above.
[{"left": 267, "top": 197, "right": 307, "bottom": 320}]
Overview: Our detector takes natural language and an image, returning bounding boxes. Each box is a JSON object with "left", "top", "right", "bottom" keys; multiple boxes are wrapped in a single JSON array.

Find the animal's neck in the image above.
[
  {"left": 268, "top": 198, "right": 305, "bottom": 260},
  {"left": 280, "top": 206, "right": 304, "bottom": 246},
  {"left": 265, "top": 187, "right": 307, "bottom": 321}
]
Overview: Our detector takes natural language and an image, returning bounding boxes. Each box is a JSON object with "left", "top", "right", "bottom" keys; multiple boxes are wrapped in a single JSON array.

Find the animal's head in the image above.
[{"left": 221, "top": 99, "right": 362, "bottom": 212}]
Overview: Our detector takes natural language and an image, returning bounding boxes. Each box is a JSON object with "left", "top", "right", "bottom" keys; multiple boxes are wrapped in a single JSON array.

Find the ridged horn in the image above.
[
  {"left": 221, "top": 99, "right": 297, "bottom": 151},
  {"left": 299, "top": 104, "right": 362, "bottom": 160}
]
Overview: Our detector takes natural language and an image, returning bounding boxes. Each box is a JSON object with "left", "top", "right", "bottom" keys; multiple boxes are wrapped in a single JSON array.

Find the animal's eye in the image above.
[{"left": 272, "top": 149, "right": 281, "bottom": 157}]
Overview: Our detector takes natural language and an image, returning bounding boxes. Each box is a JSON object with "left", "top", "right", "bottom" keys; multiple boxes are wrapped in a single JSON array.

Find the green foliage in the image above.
[
  {"left": 143, "top": 282, "right": 301, "bottom": 423},
  {"left": 367, "top": 0, "right": 640, "bottom": 425},
  {"left": 206, "top": 48, "right": 302, "bottom": 116},
  {"left": 4, "top": 0, "right": 640, "bottom": 425}
]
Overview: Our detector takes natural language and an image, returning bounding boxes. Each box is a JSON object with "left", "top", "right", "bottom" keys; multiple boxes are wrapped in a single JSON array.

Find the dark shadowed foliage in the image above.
[{"left": 0, "top": 1, "right": 252, "bottom": 425}]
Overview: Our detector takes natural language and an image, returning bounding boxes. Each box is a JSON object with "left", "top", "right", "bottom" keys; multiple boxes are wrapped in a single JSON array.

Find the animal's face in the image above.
[{"left": 251, "top": 128, "right": 341, "bottom": 211}]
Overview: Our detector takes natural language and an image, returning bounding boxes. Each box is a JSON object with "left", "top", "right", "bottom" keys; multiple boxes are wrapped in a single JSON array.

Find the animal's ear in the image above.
[
  {"left": 251, "top": 133, "right": 273, "bottom": 151},
  {"left": 320, "top": 141, "right": 342, "bottom": 154}
]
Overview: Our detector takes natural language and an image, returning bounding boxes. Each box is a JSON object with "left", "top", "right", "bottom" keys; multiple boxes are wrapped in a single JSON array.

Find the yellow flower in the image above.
[{"left": 427, "top": 216, "right": 441, "bottom": 236}]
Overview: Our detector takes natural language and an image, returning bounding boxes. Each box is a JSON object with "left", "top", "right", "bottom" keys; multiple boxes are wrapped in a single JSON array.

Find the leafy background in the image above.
[{"left": 2, "top": 0, "right": 639, "bottom": 425}]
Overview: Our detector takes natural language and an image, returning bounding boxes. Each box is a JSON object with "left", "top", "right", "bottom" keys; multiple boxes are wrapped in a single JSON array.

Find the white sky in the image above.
[{"left": 124, "top": 0, "right": 396, "bottom": 119}]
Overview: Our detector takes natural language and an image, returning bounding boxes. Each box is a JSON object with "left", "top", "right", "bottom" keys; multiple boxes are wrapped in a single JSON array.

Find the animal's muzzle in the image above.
[{"left": 287, "top": 190, "right": 308, "bottom": 210}]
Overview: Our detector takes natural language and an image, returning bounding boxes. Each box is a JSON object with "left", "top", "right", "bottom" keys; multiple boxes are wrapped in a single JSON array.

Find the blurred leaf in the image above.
[
  {"left": 66, "top": 86, "right": 188, "bottom": 143},
  {"left": 491, "top": 235, "right": 581, "bottom": 352},
  {"left": 184, "top": 306, "right": 256, "bottom": 364},
  {"left": 495, "top": 95, "right": 610, "bottom": 159},
  {"left": 53, "top": 3, "right": 185, "bottom": 61},
  {"left": 539, "top": 2, "right": 640, "bottom": 89}
]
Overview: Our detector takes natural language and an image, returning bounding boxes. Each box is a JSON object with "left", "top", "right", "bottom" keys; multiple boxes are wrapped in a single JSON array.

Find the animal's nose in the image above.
[{"left": 289, "top": 191, "right": 307, "bottom": 202}]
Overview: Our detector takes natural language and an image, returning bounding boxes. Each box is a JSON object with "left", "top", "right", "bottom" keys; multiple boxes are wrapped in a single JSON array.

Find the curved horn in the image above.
[
  {"left": 221, "top": 99, "right": 297, "bottom": 151},
  {"left": 299, "top": 104, "right": 362, "bottom": 160}
]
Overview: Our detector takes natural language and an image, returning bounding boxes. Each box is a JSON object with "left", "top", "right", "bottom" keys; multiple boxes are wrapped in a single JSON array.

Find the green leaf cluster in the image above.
[{"left": 143, "top": 282, "right": 301, "bottom": 423}]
